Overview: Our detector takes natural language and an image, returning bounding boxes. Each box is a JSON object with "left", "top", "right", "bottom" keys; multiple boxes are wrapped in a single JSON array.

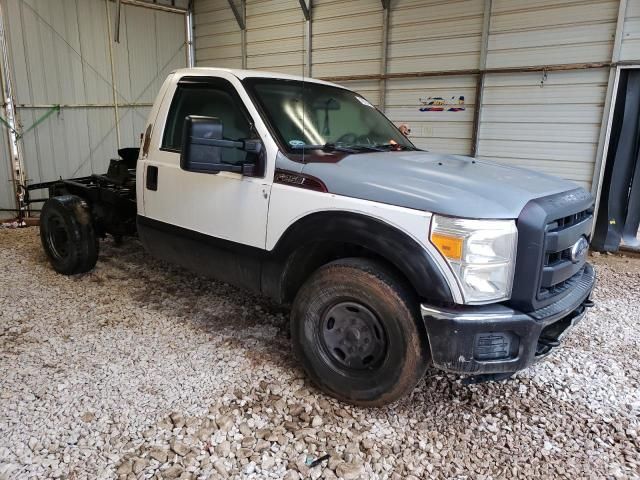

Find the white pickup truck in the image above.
[{"left": 32, "top": 68, "right": 595, "bottom": 406}]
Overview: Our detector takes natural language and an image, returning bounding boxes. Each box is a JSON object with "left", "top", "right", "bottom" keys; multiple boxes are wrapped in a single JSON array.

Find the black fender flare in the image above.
[{"left": 261, "top": 210, "right": 454, "bottom": 304}]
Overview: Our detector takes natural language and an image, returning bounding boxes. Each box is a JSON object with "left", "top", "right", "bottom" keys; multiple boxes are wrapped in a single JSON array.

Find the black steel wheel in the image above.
[
  {"left": 40, "top": 195, "right": 98, "bottom": 275},
  {"left": 44, "top": 213, "right": 71, "bottom": 262},
  {"left": 291, "top": 257, "right": 430, "bottom": 406},
  {"left": 319, "top": 301, "right": 388, "bottom": 371}
]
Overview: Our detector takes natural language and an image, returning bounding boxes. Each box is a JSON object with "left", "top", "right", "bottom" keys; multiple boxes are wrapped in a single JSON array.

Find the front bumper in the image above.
[{"left": 422, "top": 263, "right": 595, "bottom": 375}]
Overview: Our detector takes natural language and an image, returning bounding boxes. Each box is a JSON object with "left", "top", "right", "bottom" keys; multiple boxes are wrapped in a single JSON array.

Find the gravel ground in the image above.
[{"left": 0, "top": 226, "right": 639, "bottom": 480}]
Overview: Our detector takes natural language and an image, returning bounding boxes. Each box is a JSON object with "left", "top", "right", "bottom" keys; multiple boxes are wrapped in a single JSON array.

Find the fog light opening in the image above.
[{"left": 474, "top": 332, "right": 519, "bottom": 361}]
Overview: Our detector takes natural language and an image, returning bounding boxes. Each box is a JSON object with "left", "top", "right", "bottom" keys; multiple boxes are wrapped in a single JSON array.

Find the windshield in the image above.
[{"left": 243, "top": 78, "right": 416, "bottom": 153}]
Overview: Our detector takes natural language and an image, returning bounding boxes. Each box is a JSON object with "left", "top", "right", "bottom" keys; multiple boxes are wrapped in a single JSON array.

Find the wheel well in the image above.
[
  {"left": 281, "top": 241, "right": 416, "bottom": 303},
  {"left": 265, "top": 210, "right": 454, "bottom": 305}
]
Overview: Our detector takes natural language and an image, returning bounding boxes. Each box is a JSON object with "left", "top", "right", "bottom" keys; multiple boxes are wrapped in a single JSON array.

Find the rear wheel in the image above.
[
  {"left": 40, "top": 195, "right": 98, "bottom": 275},
  {"left": 290, "top": 257, "right": 430, "bottom": 406}
]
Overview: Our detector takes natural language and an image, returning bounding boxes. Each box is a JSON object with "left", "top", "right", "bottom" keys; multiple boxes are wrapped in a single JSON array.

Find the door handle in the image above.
[{"left": 146, "top": 165, "right": 158, "bottom": 191}]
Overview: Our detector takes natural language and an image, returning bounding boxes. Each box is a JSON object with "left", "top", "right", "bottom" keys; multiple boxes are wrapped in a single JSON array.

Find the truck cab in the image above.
[{"left": 39, "top": 68, "right": 595, "bottom": 406}]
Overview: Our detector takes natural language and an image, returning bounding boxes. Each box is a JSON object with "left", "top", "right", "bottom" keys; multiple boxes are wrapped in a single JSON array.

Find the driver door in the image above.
[{"left": 140, "top": 76, "right": 270, "bottom": 292}]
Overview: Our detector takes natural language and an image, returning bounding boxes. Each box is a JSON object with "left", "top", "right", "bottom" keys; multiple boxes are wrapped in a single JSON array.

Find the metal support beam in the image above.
[
  {"left": 304, "top": 19, "right": 312, "bottom": 77},
  {"left": 591, "top": 0, "right": 629, "bottom": 227},
  {"left": 378, "top": 1, "right": 390, "bottom": 111},
  {"left": 298, "top": 0, "right": 310, "bottom": 21},
  {"left": 470, "top": 73, "right": 484, "bottom": 157},
  {"left": 227, "top": 0, "right": 246, "bottom": 30},
  {"left": 591, "top": 66, "right": 621, "bottom": 232},
  {"left": 240, "top": 29, "right": 247, "bottom": 69},
  {"left": 0, "top": 0, "right": 26, "bottom": 221},
  {"left": 105, "top": 0, "right": 121, "bottom": 149},
  {"left": 612, "top": 0, "right": 628, "bottom": 64},
  {"left": 186, "top": 1, "right": 195, "bottom": 67},
  {"left": 301, "top": 1, "right": 312, "bottom": 77},
  {"left": 114, "top": 0, "right": 122, "bottom": 43},
  {"left": 471, "top": 0, "right": 491, "bottom": 157},
  {"left": 320, "top": 61, "right": 613, "bottom": 82},
  {"left": 227, "top": 0, "right": 246, "bottom": 68},
  {"left": 111, "top": 0, "right": 187, "bottom": 14}
]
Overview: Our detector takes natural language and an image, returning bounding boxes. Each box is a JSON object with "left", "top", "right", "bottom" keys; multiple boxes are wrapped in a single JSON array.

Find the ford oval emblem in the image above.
[{"left": 570, "top": 237, "right": 589, "bottom": 264}]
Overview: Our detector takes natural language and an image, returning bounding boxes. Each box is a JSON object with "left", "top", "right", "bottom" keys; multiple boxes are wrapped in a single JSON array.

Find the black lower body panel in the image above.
[
  {"left": 422, "top": 263, "right": 596, "bottom": 375},
  {"left": 137, "top": 215, "right": 264, "bottom": 293}
]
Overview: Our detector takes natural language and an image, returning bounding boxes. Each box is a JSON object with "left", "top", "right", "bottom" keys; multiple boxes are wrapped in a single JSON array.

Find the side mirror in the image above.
[
  {"left": 181, "top": 115, "right": 225, "bottom": 173},
  {"left": 180, "top": 115, "right": 262, "bottom": 175}
]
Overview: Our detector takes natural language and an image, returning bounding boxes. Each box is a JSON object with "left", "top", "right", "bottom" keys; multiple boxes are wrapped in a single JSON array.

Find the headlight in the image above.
[{"left": 430, "top": 215, "right": 518, "bottom": 304}]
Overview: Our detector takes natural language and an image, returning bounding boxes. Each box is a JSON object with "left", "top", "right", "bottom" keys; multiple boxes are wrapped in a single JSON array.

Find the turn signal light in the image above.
[{"left": 431, "top": 233, "right": 463, "bottom": 260}]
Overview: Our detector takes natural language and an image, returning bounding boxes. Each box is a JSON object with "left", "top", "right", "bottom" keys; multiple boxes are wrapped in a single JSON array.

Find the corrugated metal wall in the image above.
[
  {"left": 384, "top": 0, "right": 483, "bottom": 154},
  {"left": 477, "top": 69, "right": 609, "bottom": 190},
  {"left": 311, "top": 0, "right": 382, "bottom": 114},
  {"left": 487, "top": 0, "right": 617, "bottom": 68},
  {"left": 387, "top": 0, "right": 483, "bottom": 74},
  {"left": 246, "top": 0, "right": 305, "bottom": 74},
  {"left": 196, "top": 0, "right": 306, "bottom": 74},
  {"left": 312, "top": 0, "right": 382, "bottom": 78},
  {"left": 386, "top": 75, "right": 477, "bottom": 155},
  {"left": 194, "top": 0, "right": 243, "bottom": 68},
  {"left": 621, "top": 0, "right": 640, "bottom": 60},
  {"left": 192, "top": 0, "right": 640, "bottom": 193},
  {"left": 0, "top": 0, "right": 186, "bottom": 213},
  {"left": 476, "top": 0, "right": 619, "bottom": 191}
]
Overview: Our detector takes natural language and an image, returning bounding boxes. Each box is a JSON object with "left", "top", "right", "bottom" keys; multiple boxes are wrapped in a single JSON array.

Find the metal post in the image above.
[
  {"left": 105, "top": 0, "right": 121, "bottom": 149},
  {"left": 470, "top": 73, "right": 485, "bottom": 157},
  {"left": 591, "top": 0, "right": 629, "bottom": 226},
  {"left": 115, "top": 0, "right": 188, "bottom": 14},
  {"left": 612, "top": 0, "right": 628, "bottom": 64},
  {"left": 471, "top": 0, "right": 492, "bottom": 157},
  {"left": 297, "top": 0, "right": 312, "bottom": 76},
  {"left": 227, "top": 0, "right": 246, "bottom": 68},
  {"left": 305, "top": 19, "right": 311, "bottom": 76},
  {"left": 379, "top": 0, "right": 390, "bottom": 112},
  {"left": 114, "top": 0, "right": 122, "bottom": 43},
  {"left": 186, "top": 2, "right": 195, "bottom": 67},
  {"left": 241, "top": 22, "right": 246, "bottom": 68},
  {"left": 0, "top": 0, "right": 27, "bottom": 221},
  {"left": 240, "top": 0, "right": 246, "bottom": 69},
  {"left": 304, "top": 1, "right": 312, "bottom": 77}
]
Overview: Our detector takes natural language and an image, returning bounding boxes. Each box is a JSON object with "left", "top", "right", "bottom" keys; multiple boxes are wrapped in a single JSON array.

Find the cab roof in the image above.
[{"left": 171, "top": 67, "right": 342, "bottom": 88}]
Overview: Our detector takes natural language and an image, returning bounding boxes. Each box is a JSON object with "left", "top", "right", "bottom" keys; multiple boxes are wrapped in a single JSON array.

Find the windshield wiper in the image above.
[
  {"left": 371, "top": 143, "right": 417, "bottom": 151},
  {"left": 290, "top": 143, "right": 389, "bottom": 153},
  {"left": 290, "top": 143, "right": 360, "bottom": 153}
]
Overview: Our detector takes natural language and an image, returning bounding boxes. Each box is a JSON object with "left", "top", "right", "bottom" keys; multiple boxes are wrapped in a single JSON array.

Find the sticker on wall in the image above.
[{"left": 419, "top": 96, "right": 465, "bottom": 112}]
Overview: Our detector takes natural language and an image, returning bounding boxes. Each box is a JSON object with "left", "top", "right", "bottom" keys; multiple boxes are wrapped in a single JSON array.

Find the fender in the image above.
[{"left": 262, "top": 211, "right": 454, "bottom": 304}]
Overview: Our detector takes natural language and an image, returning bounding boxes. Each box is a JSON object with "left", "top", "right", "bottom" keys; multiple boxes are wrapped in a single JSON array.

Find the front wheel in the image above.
[
  {"left": 40, "top": 195, "right": 98, "bottom": 275},
  {"left": 290, "top": 258, "right": 430, "bottom": 406}
]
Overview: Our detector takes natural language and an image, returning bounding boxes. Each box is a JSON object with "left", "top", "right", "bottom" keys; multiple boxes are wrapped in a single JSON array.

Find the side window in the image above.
[{"left": 162, "top": 81, "right": 252, "bottom": 165}]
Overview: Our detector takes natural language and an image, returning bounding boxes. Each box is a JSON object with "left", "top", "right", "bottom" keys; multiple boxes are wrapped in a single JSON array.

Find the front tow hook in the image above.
[{"left": 538, "top": 336, "right": 561, "bottom": 349}]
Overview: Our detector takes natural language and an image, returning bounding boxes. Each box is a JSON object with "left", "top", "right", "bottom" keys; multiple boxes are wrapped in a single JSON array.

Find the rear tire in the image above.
[
  {"left": 290, "top": 257, "right": 430, "bottom": 406},
  {"left": 40, "top": 195, "right": 98, "bottom": 275}
]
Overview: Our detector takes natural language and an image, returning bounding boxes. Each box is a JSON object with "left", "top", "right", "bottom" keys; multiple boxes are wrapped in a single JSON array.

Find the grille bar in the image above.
[
  {"left": 539, "top": 207, "right": 593, "bottom": 297},
  {"left": 545, "top": 215, "right": 593, "bottom": 253},
  {"left": 530, "top": 264, "right": 595, "bottom": 320}
]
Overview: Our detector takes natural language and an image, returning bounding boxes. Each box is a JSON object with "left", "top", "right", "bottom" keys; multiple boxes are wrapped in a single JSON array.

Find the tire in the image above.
[
  {"left": 290, "top": 257, "right": 430, "bottom": 406},
  {"left": 40, "top": 195, "right": 99, "bottom": 275}
]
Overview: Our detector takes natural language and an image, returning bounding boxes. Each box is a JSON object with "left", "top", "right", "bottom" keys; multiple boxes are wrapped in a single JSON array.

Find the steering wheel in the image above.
[{"left": 335, "top": 133, "right": 372, "bottom": 144}]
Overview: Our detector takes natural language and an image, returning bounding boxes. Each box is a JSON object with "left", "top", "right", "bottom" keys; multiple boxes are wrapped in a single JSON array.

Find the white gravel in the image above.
[{"left": 0, "top": 227, "right": 639, "bottom": 480}]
